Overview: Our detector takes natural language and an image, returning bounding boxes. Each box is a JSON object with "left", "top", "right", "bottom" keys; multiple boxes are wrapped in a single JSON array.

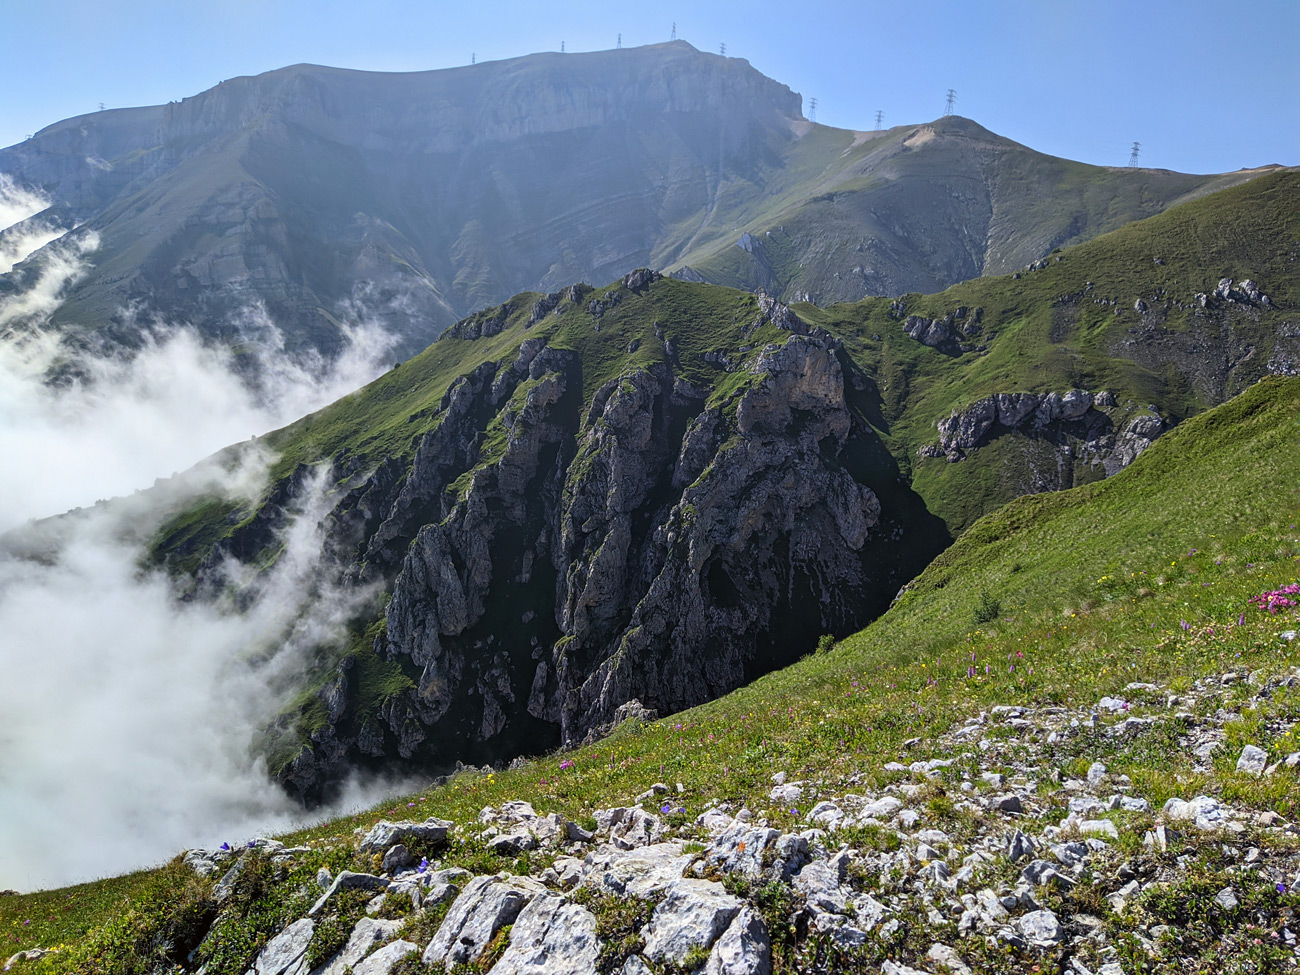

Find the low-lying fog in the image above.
[{"left": 0, "top": 179, "right": 416, "bottom": 890}]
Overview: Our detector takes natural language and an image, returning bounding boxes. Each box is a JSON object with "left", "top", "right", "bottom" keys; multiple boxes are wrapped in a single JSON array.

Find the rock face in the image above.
[
  {"left": 925, "top": 388, "right": 1166, "bottom": 483},
  {"left": 268, "top": 309, "right": 899, "bottom": 794}
]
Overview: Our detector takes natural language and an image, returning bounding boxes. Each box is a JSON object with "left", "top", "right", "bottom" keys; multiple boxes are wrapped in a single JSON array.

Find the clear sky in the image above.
[{"left": 2, "top": 0, "right": 1297, "bottom": 174}]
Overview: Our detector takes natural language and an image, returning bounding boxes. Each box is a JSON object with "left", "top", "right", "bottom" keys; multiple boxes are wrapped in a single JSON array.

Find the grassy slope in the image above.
[
  {"left": 668, "top": 117, "right": 1270, "bottom": 300},
  {"left": 9, "top": 372, "right": 1300, "bottom": 970},
  {"left": 800, "top": 166, "right": 1300, "bottom": 529}
]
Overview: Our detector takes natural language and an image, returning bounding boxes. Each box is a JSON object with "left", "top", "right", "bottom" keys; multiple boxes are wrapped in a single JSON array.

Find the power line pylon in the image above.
[
  {"left": 944, "top": 89, "right": 957, "bottom": 115},
  {"left": 671, "top": 22, "right": 676, "bottom": 40},
  {"left": 617, "top": 33, "right": 622, "bottom": 49},
  {"left": 719, "top": 42, "right": 726, "bottom": 56},
  {"left": 808, "top": 97, "right": 817, "bottom": 123},
  {"left": 874, "top": 110, "right": 884, "bottom": 130},
  {"left": 1128, "top": 141, "right": 1141, "bottom": 168}
]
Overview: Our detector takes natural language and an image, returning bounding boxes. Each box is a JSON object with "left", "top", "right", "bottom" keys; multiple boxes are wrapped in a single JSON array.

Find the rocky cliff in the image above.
[
  {"left": 228, "top": 273, "right": 938, "bottom": 796},
  {"left": 130, "top": 169, "right": 1298, "bottom": 796}
]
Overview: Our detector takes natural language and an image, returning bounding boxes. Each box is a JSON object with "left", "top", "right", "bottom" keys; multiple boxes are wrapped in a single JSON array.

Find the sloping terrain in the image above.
[
  {"left": 0, "top": 43, "right": 1268, "bottom": 358},
  {"left": 85, "top": 168, "right": 1295, "bottom": 797},
  {"left": 6, "top": 370, "right": 1300, "bottom": 974}
]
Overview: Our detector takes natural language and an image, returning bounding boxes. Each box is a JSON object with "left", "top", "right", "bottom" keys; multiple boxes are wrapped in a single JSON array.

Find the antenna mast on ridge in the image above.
[
  {"left": 1128, "top": 142, "right": 1142, "bottom": 167},
  {"left": 944, "top": 89, "right": 957, "bottom": 115}
]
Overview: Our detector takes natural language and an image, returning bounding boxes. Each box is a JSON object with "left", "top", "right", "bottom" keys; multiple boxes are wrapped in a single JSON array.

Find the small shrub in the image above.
[
  {"left": 972, "top": 590, "right": 1002, "bottom": 625},
  {"left": 816, "top": 634, "right": 835, "bottom": 654}
]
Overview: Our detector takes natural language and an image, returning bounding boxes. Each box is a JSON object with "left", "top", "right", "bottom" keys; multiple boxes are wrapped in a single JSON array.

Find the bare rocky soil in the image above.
[{"left": 52, "top": 657, "right": 1295, "bottom": 975}]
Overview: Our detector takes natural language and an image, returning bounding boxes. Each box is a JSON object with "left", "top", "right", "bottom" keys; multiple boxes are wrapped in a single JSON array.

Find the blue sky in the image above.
[{"left": 3, "top": 0, "right": 1296, "bottom": 173}]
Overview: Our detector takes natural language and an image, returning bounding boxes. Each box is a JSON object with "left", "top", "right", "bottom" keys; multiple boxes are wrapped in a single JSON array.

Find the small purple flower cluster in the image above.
[{"left": 1250, "top": 583, "right": 1300, "bottom": 614}]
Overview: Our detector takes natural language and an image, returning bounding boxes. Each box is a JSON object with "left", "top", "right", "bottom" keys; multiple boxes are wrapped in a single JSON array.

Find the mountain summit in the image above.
[{"left": 0, "top": 43, "right": 1267, "bottom": 359}]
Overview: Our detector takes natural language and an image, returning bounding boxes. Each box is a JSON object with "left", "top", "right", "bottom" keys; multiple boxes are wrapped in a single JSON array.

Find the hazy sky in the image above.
[{"left": 2, "top": 0, "right": 1296, "bottom": 174}]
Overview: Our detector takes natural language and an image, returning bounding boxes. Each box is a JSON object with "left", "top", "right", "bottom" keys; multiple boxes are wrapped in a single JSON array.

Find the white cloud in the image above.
[
  {"left": 0, "top": 308, "right": 396, "bottom": 532},
  {"left": 0, "top": 174, "right": 68, "bottom": 274},
  {"left": 0, "top": 221, "right": 415, "bottom": 891},
  {"left": 0, "top": 173, "right": 47, "bottom": 234},
  {"left": 0, "top": 468, "right": 413, "bottom": 891}
]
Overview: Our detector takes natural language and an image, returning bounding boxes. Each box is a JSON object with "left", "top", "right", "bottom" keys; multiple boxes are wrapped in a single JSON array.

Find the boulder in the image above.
[
  {"left": 927, "top": 942, "right": 974, "bottom": 975},
  {"left": 489, "top": 891, "right": 601, "bottom": 975},
  {"left": 581, "top": 842, "right": 694, "bottom": 898},
  {"left": 381, "top": 844, "right": 413, "bottom": 873},
  {"left": 248, "top": 918, "right": 314, "bottom": 975},
  {"left": 351, "top": 941, "right": 418, "bottom": 975},
  {"left": 1236, "top": 744, "right": 1268, "bottom": 776},
  {"left": 421, "top": 874, "right": 548, "bottom": 967},
  {"left": 358, "top": 818, "right": 452, "bottom": 854},
  {"left": 1059, "top": 388, "right": 1092, "bottom": 419},
  {"left": 994, "top": 392, "right": 1039, "bottom": 429},
  {"left": 937, "top": 397, "right": 997, "bottom": 450},
  {"left": 704, "top": 906, "right": 772, "bottom": 975},
  {"left": 594, "top": 806, "right": 664, "bottom": 850},
  {"left": 642, "top": 879, "right": 743, "bottom": 965},
  {"left": 315, "top": 917, "right": 404, "bottom": 975},
  {"left": 1018, "top": 909, "right": 1062, "bottom": 947}
]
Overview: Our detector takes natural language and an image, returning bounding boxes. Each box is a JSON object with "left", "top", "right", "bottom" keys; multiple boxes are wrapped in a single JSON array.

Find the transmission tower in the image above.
[
  {"left": 617, "top": 33, "right": 622, "bottom": 49},
  {"left": 98, "top": 102, "right": 105, "bottom": 112},
  {"left": 808, "top": 97, "right": 817, "bottom": 123},
  {"left": 671, "top": 22, "right": 676, "bottom": 40},
  {"left": 471, "top": 52, "right": 476, "bottom": 64},
  {"left": 944, "top": 89, "right": 957, "bottom": 115},
  {"left": 1128, "top": 141, "right": 1141, "bottom": 168},
  {"left": 561, "top": 41, "right": 565, "bottom": 53},
  {"left": 874, "top": 110, "right": 884, "bottom": 130},
  {"left": 720, "top": 42, "right": 726, "bottom": 56}
]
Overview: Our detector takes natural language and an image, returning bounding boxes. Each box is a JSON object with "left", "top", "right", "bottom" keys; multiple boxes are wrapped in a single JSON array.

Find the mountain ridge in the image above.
[{"left": 0, "top": 43, "right": 1274, "bottom": 361}]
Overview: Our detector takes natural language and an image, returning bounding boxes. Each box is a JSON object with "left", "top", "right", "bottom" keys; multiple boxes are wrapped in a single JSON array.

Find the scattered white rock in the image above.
[
  {"left": 421, "top": 874, "right": 548, "bottom": 967},
  {"left": 248, "top": 918, "right": 314, "bottom": 975},
  {"left": 1236, "top": 744, "right": 1268, "bottom": 776},
  {"left": 1018, "top": 908, "right": 1063, "bottom": 947},
  {"left": 642, "top": 879, "right": 742, "bottom": 965},
  {"left": 489, "top": 891, "right": 601, "bottom": 975}
]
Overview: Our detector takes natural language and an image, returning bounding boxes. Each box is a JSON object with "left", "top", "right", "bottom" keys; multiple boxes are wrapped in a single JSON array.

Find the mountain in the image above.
[
  {"left": 0, "top": 42, "right": 1270, "bottom": 358},
  {"left": 102, "top": 168, "right": 1295, "bottom": 797}
]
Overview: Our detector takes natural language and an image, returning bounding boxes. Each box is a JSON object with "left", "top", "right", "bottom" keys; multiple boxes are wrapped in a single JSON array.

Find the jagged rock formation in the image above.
[
  {"left": 260, "top": 280, "right": 911, "bottom": 794},
  {"left": 923, "top": 389, "right": 1164, "bottom": 480}
]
